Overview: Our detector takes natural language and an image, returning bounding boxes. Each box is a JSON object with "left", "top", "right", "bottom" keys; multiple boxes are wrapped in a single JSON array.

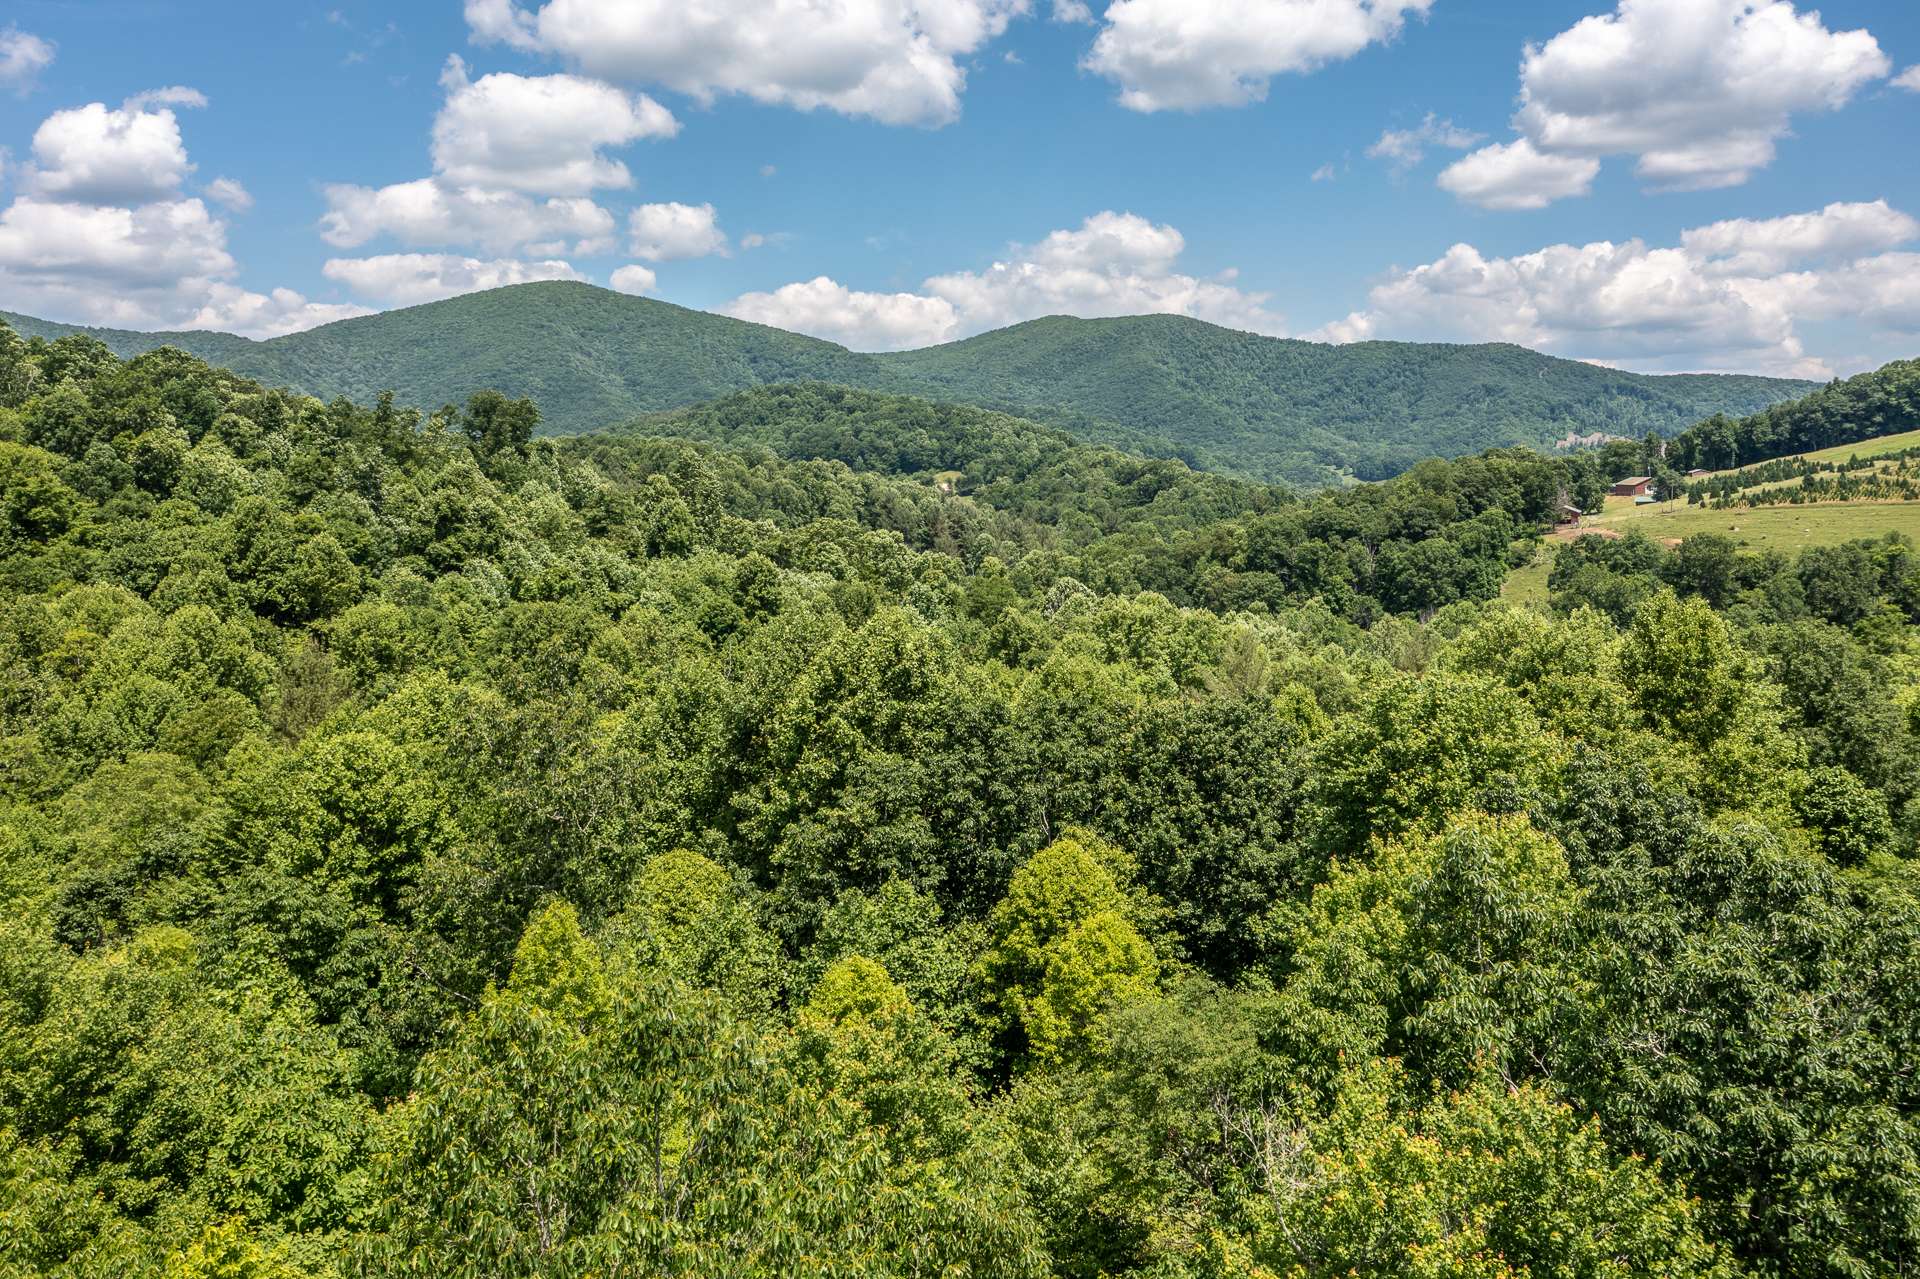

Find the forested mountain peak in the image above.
[{"left": 1, "top": 282, "right": 1817, "bottom": 487}]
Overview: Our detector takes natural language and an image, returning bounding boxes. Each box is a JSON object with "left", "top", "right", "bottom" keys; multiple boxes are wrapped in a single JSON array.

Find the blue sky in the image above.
[{"left": 1, "top": 0, "right": 1917, "bottom": 377}]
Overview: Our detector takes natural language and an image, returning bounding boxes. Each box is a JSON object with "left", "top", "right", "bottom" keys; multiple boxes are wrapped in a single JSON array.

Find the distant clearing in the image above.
[
  {"left": 1508, "top": 492, "right": 1920, "bottom": 606},
  {"left": 1796, "top": 427, "right": 1920, "bottom": 466},
  {"left": 1501, "top": 546, "right": 1554, "bottom": 608},
  {"left": 1589, "top": 500, "right": 1920, "bottom": 554},
  {"left": 1686, "top": 425, "right": 1920, "bottom": 482}
]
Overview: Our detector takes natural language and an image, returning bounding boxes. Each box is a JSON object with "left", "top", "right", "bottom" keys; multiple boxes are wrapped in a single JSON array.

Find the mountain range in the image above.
[{"left": 1, "top": 281, "right": 1819, "bottom": 486}]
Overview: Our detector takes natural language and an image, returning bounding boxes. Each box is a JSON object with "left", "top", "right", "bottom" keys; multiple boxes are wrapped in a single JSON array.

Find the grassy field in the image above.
[
  {"left": 1504, "top": 426, "right": 1920, "bottom": 607},
  {"left": 1585, "top": 500, "right": 1920, "bottom": 552},
  {"left": 1505, "top": 499, "right": 1920, "bottom": 608},
  {"left": 1502, "top": 545, "right": 1554, "bottom": 608},
  {"left": 1685, "top": 425, "right": 1920, "bottom": 483},
  {"left": 1799, "top": 427, "right": 1920, "bottom": 466}
]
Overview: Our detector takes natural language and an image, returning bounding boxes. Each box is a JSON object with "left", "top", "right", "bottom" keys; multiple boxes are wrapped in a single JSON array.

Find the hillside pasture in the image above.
[
  {"left": 1587, "top": 499, "right": 1920, "bottom": 554},
  {"left": 1506, "top": 494, "right": 1920, "bottom": 608}
]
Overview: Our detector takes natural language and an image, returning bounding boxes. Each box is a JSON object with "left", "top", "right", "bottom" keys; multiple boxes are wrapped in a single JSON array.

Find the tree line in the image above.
[{"left": 1668, "top": 358, "right": 1920, "bottom": 472}]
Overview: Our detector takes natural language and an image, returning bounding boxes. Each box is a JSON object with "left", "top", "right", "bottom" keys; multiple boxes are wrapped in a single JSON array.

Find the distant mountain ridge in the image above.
[
  {"left": 1, "top": 281, "right": 1820, "bottom": 486},
  {"left": 868, "top": 313, "right": 1816, "bottom": 483}
]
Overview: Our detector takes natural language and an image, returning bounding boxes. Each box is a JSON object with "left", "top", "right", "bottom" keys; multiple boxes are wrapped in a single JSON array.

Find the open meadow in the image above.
[
  {"left": 1589, "top": 495, "right": 1920, "bottom": 550},
  {"left": 1505, "top": 495, "right": 1920, "bottom": 607}
]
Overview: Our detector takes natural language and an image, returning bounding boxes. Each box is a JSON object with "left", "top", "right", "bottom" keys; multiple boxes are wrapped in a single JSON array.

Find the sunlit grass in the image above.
[{"left": 1591, "top": 500, "right": 1920, "bottom": 554}]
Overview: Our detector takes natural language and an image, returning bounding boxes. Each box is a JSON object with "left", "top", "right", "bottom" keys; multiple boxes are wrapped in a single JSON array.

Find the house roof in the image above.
[{"left": 1614, "top": 476, "right": 1652, "bottom": 485}]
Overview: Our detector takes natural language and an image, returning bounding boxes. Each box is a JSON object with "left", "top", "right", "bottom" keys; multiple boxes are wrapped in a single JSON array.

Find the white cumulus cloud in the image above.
[
  {"left": 609, "top": 264, "right": 657, "bottom": 295},
  {"left": 320, "top": 54, "right": 683, "bottom": 255},
  {"left": 1797, "top": 254, "right": 1920, "bottom": 333},
  {"left": 1083, "top": 0, "right": 1434, "bottom": 112},
  {"left": 1312, "top": 200, "right": 1920, "bottom": 376},
  {"left": 0, "top": 27, "right": 55, "bottom": 94},
  {"left": 464, "top": 0, "right": 1025, "bottom": 127},
  {"left": 321, "top": 253, "right": 584, "bottom": 307},
  {"left": 1894, "top": 66, "right": 1920, "bottom": 92},
  {"left": 432, "top": 55, "right": 677, "bottom": 195},
  {"left": 1436, "top": 139, "right": 1600, "bottom": 210},
  {"left": 0, "top": 195, "right": 354, "bottom": 337},
  {"left": 1446, "top": 0, "right": 1890, "bottom": 209},
  {"left": 0, "top": 96, "right": 378, "bottom": 337},
  {"left": 0, "top": 196, "right": 232, "bottom": 291},
  {"left": 187, "top": 284, "right": 372, "bottom": 338},
  {"left": 719, "top": 211, "right": 1283, "bottom": 350},
  {"left": 1680, "top": 199, "right": 1920, "bottom": 277},
  {"left": 723, "top": 276, "right": 961, "bottom": 349},
  {"left": 627, "top": 202, "right": 726, "bottom": 261},
  {"left": 319, "top": 178, "right": 614, "bottom": 254},
  {"left": 25, "top": 94, "right": 203, "bottom": 205}
]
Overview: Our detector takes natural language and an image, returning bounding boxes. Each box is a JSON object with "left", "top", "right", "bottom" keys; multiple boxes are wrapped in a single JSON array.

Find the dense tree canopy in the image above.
[{"left": 0, "top": 322, "right": 1915, "bottom": 1278}]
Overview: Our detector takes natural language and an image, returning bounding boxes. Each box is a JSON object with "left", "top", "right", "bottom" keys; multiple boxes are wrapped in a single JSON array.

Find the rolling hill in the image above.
[
  {"left": 1, "top": 284, "right": 875, "bottom": 438},
  {"left": 873, "top": 313, "right": 1814, "bottom": 482},
  {"left": 2, "top": 281, "right": 1819, "bottom": 486}
]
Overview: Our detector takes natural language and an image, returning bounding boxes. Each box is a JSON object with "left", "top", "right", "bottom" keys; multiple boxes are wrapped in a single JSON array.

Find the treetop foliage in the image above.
[{"left": 0, "top": 319, "right": 1916, "bottom": 1278}]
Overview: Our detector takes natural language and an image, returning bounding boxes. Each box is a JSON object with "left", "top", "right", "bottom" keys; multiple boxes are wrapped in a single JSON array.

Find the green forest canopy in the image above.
[{"left": 1, "top": 320, "right": 1918, "bottom": 1279}]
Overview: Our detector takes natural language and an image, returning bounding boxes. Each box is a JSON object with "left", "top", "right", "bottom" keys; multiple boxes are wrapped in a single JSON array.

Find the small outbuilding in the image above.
[
  {"left": 1556, "top": 503, "right": 1585, "bottom": 526},
  {"left": 1610, "top": 476, "right": 1653, "bottom": 498}
]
